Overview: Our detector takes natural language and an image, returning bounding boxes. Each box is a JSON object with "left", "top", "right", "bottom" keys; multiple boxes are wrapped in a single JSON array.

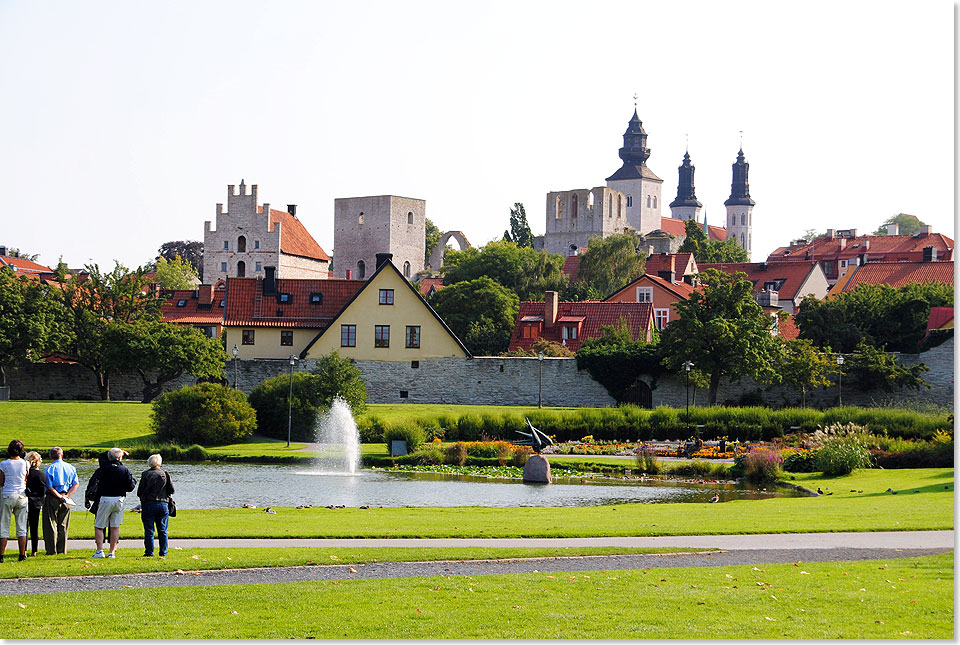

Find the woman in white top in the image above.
[{"left": 0, "top": 440, "right": 29, "bottom": 562}]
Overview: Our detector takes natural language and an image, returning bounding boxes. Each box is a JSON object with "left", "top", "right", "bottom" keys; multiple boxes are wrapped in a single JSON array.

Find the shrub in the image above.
[
  {"left": 668, "top": 460, "right": 728, "bottom": 479},
  {"left": 636, "top": 443, "right": 661, "bottom": 474},
  {"left": 247, "top": 372, "right": 327, "bottom": 442},
  {"left": 152, "top": 383, "right": 257, "bottom": 445},
  {"left": 815, "top": 438, "right": 871, "bottom": 476},
  {"left": 741, "top": 448, "right": 783, "bottom": 483},
  {"left": 309, "top": 351, "right": 368, "bottom": 414},
  {"left": 423, "top": 426, "right": 445, "bottom": 442},
  {"left": 782, "top": 450, "right": 818, "bottom": 473},
  {"left": 511, "top": 445, "right": 532, "bottom": 467},
  {"left": 358, "top": 416, "right": 386, "bottom": 443},
  {"left": 497, "top": 441, "right": 513, "bottom": 466},
  {"left": 412, "top": 442, "right": 444, "bottom": 465},
  {"left": 383, "top": 424, "right": 426, "bottom": 453},
  {"left": 445, "top": 441, "right": 468, "bottom": 466}
]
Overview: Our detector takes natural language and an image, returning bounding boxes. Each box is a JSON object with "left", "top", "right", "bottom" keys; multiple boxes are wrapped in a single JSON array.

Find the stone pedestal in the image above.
[{"left": 522, "top": 454, "right": 552, "bottom": 484}]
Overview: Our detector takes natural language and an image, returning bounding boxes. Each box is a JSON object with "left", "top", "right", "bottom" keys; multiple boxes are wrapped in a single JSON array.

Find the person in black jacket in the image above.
[
  {"left": 24, "top": 452, "right": 45, "bottom": 557},
  {"left": 136, "top": 454, "right": 174, "bottom": 557},
  {"left": 91, "top": 448, "right": 136, "bottom": 559}
]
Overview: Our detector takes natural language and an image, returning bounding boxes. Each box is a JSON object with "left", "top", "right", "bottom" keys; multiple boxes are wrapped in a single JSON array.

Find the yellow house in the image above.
[{"left": 301, "top": 254, "right": 470, "bottom": 361}]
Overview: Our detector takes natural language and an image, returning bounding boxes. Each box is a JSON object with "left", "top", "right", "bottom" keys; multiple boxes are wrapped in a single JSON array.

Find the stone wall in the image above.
[{"left": 4, "top": 363, "right": 195, "bottom": 401}]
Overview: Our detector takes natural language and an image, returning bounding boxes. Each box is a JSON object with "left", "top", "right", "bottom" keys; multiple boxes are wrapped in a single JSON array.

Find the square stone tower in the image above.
[{"left": 333, "top": 196, "right": 425, "bottom": 280}]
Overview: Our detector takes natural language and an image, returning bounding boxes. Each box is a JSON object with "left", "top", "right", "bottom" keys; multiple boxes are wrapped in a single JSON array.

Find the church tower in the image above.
[
  {"left": 723, "top": 148, "right": 755, "bottom": 259},
  {"left": 605, "top": 109, "right": 662, "bottom": 235},
  {"left": 668, "top": 151, "right": 702, "bottom": 223}
]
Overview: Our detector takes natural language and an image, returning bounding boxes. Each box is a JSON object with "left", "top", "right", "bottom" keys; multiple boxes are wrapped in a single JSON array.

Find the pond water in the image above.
[{"left": 72, "top": 460, "right": 801, "bottom": 510}]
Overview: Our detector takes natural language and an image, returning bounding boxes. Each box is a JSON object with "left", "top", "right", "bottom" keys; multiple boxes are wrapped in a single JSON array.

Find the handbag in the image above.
[{"left": 167, "top": 497, "right": 177, "bottom": 517}]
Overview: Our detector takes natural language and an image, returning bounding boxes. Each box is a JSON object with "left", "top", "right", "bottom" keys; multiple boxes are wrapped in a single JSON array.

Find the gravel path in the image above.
[{"left": 0, "top": 547, "right": 949, "bottom": 596}]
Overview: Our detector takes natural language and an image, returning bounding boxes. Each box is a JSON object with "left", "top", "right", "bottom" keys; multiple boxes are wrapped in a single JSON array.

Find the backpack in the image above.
[{"left": 85, "top": 468, "right": 101, "bottom": 514}]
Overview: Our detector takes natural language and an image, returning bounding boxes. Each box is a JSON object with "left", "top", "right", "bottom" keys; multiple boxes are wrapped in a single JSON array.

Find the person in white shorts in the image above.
[
  {"left": 0, "top": 440, "right": 29, "bottom": 563},
  {"left": 91, "top": 448, "right": 136, "bottom": 559}
]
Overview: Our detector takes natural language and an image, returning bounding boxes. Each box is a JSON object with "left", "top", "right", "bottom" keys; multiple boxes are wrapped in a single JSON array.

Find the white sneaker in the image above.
[
  {"left": 91, "top": 550, "right": 105, "bottom": 558},
  {"left": 106, "top": 552, "right": 116, "bottom": 559}
]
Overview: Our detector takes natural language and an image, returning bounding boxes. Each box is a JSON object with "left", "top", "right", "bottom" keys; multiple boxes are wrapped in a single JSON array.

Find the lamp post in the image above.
[
  {"left": 683, "top": 361, "right": 694, "bottom": 437},
  {"left": 836, "top": 354, "right": 844, "bottom": 406},
  {"left": 537, "top": 353, "right": 545, "bottom": 408},
  {"left": 286, "top": 355, "right": 298, "bottom": 448},
  {"left": 232, "top": 344, "right": 239, "bottom": 389}
]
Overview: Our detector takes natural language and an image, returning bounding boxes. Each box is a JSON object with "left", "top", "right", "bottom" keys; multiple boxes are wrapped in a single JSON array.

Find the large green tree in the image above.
[
  {"left": 576, "top": 233, "right": 646, "bottom": 297},
  {"left": 795, "top": 282, "right": 953, "bottom": 353},
  {"left": 677, "top": 219, "right": 749, "bottom": 263},
  {"left": 576, "top": 318, "right": 664, "bottom": 402},
  {"left": 659, "top": 269, "right": 781, "bottom": 404},
  {"left": 442, "top": 240, "right": 566, "bottom": 302},
  {"left": 873, "top": 213, "right": 927, "bottom": 236},
  {"left": 845, "top": 340, "right": 929, "bottom": 392},
  {"left": 157, "top": 241, "right": 204, "bottom": 280},
  {"left": 777, "top": 338, "right": 837, "bottom": 407},
  {"left": 424, "top": 218, "right": 442, "bottom": 266},
  {"left": 154, "top": 255, "right": 200, "bottom": 289},
  {"left": 502, "top": 203, "right": 534, "bottom": 248},
  {"left": 0, "top": 269, "right": 66, "bottom": 387},
  {"left": 429, "top": 276, "right": 519, "bottom": 355}
]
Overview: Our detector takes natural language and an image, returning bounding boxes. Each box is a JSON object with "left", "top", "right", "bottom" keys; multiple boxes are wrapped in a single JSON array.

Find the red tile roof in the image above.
[
  {"left": 606, "top": 273, "right": 696, "bottom": 302},
  {"left": 0, "top": 256, "right": 53, "bottom": 274},
  {"left": 561, "top": 255, "right": 581, "bottom": 282},
  {"left": 836, "top": 261, "right": 954, "bottom": 292},
  {"left": 161, "top": 287, "right": 227, "bottom": 325},
  {"left": 257, "top": 207, "right": 332, "bottom": 262},
  {"left": 657, "top": 217, "right": 727, "bottom": 241},
  {"left": 926, "top": 306, "right": 954, "bottom": 332},
  {"left": 418, "top": 277, "right": 444, "bottom": 297},
  {"left": 767, "top": 233, "right": 954, "bottom": 265},
  {"left": 224, "top": 277, "right": 364, "bottom": 328},
  {"left": 509, "top": 300, "right": 653, "bottom": 353},
  {"left": 644, "top": 252, "right": 697, "bottom": 276},
  {"left": 778, "top": 314, "right": 800, "bottom": 340},
  {"left": 698, "top": 261, "right": 820, "bottom": 301}
]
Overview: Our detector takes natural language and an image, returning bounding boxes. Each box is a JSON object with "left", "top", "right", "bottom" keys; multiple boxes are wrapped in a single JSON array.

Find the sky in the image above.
[{"left": 0, "top": 1, "right": 955, "bottom": 271}]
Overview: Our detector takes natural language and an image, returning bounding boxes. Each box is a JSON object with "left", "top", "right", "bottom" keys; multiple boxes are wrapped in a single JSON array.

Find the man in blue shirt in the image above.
[{"left": 43, "top": 447, "right": 79, "bottom": 555}]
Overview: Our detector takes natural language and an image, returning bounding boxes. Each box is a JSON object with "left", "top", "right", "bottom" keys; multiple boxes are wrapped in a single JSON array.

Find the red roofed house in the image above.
[
  {"left": 0, "top": 252, "right": 53, "bottom": 277},
  {"left": 697, "top": 260, "right": 829, "bottom": 314},
  {"left": 203, "top": 181, "right": 331, "bottom": 285},
  {"left": 827, "top": 260, "right": 954, "bottom": 295},
  {"left": 603, "top": 254, "right": 697, "bottom": 331},
  {"left": 766, "top": 227, "right": 953, "bottom": 285},
  {"left": 161, "top": 284, "right": 227, "bottom": 339},
  {"left": 509, "top": 291, "right": 653, "bottom": 353},
  {"left": 418, "top": 277, "right": 444, "bottom": 298},
  {"left": 926, "top": 306, "right": 954, "bottom": 333}
]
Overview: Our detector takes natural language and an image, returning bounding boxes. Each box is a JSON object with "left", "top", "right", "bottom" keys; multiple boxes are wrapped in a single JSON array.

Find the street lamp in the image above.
[
  {"left": 836, "top": 354, "right": 845, "bottom": 406},
  {"left": 683, "top": 361, "right": 694, "bottom": 437},
  {"left": 232, "top": 344, "right": 239, "bottom": 389},
  {"left": 286, "top": 355, "right": 298, "bottom": 448},
  {"left": 537, "top": 353, "right": 545, "bottom": 408}
]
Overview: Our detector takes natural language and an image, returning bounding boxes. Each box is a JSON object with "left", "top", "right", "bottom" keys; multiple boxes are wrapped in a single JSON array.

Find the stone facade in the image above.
[
  {"left": 333, "top": 196, "right": 425, "bottom": 280},
  {"left": 542, "top": 187, "right": 629, "bottom": 255}
]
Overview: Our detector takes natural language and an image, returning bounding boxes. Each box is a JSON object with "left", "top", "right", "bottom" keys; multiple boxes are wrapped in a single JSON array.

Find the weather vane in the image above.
[
  {"left": 739, "top": 130, "right": 743, "bottom": 148},
  {"left": 633, "top": 93, "right": 637, "bottom": 109}
]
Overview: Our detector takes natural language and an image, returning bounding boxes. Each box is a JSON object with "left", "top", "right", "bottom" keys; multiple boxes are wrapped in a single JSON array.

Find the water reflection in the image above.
[{"left": 72, "top": 460, "right": 800, "bottom": 510}]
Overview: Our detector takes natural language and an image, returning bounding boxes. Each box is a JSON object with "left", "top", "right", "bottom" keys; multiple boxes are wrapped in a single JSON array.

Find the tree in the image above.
[
  {"left": 442, "top": 240, "right": 567, "bottom": 302},
  {"left": 429, "top": 276, "right": 519, "bottom": 355},
  {"left": 157, "top": 241, "right": 204, "bottom": 280},
  {"left": 103, "top": 320, "right": 227, "bottom": 403},
  {"left": 54, "top": 263, "right": 162, "bottom": 400},
  {"left": 795, "top": 282, "right": 953, "bottom": 353},
  {"left": 2, "top": 248, "right": 40, "bottom": 261},
  {"left": 154, "top": 255, "right": 200, "bottom": 290},
  {"left": 801, "top": 229, "right": 820, "bottom": 243},
  {"left": 576, "top": 233, "right": 646, "bottom": 297},
  {"left": 0, "top": 269, "right": 66, "bottom": 387},
  {"left": 777, "top": 338, "right": 836, "bottom": 407},
  {"left": 424, "top": 218, "right": 442, "bottom": 266},
  {"left": 659, "top": 269, "right": 781, "bottom": 404},
  {"left": 677, "top": 219, "right": 748, "bottom": 263},
  {"left": 502, "top": 337, "right": 574, "bottom": 358},
  {"left": 576, "top": 318, "right": 664, "bottom": 402},
  {"left": 845, "top": 340, "right": 929, "bottom": 392},
  {"left": 874, "top": 213, "right": 927, "bottom": 236},
  {"left": 310, "top": 351, "right": 368, "bottom": 414},
  {"left": 502, "top": 203, "right": 534, "bottom": 248}
]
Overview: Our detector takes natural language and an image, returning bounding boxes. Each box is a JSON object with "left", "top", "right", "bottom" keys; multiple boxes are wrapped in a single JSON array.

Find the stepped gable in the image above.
[
  {"left": 225, "top": 277, "right": 364, "bottom": 327},
  {"left": 835, "top": 261, "right": 954, "bottom": 292},
  {"left": 257, "top": 207, "right": 332, "bottom": 262}
]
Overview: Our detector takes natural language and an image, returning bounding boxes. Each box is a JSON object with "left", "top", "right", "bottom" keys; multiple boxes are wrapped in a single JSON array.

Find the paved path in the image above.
[
  {"left": 0, "top": 546, "right": 949, "bottom": 596},
  {"left": 60, "top": 530, "right": 954, "bottom": 552}
]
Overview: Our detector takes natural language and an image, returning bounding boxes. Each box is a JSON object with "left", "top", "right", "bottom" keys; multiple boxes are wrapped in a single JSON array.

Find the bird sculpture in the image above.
[{"left": 513, "top": 418, "right": 554, "bottom": 453}]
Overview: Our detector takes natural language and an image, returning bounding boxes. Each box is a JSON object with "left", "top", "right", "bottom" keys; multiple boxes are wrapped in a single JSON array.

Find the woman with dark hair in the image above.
[
  {"left": 0, "top": 440, "right": 29, "bottom": 562},
  {"left": 24, "top": 451, "right": 45, "bottom": 557}
]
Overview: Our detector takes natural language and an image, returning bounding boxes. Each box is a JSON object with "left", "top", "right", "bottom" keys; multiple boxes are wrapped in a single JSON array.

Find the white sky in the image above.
[{"left": 0, "top": 1, "right": 955, "bottom": 270}]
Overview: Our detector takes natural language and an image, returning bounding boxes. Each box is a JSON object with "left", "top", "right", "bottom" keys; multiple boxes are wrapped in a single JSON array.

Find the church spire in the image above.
[
  {"left": 724, "top": 148, "right": 756, "bottom": 206},
  {"left": 618, "top": 109, "right": 650, "bottom": 166},
  {"left": 669, "top": 151, "right": 702, "bottom": 209}
]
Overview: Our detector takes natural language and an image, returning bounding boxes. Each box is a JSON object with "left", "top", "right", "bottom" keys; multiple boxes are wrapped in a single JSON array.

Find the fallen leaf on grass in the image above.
[
  {"left": 191, "top": 555, "right": 199, "bottom": 560},
  {"left": 231, "top": 611, "right": 238, "bottom": 615},
  {"left": 512, "top": 606, "right": 522, "bottom": 610},
  {"left": 696, "top": 601, "right": 705, "bottom": 605},
  {"left": 330, "top": 555, "right": 339, "bottom": 560},
  {"left": 226, "top": 557, "right": 232, "bottom": 561},
  {"left": 770, "top": 595, "right": 777, "bottom": 600},
  {"left": 122, "top": 585, "right": 132, "bottom": 589},
  {"left": 875, "top": 621, "right": 884, "bottom": 624},
  {"left": 764, "top": 617, "right": 775, "bottom": 621},
  {"left": 17, "top": 603, "right": 26, "bottom": 609},
  {"left": 416, "top": 609, "right": 422, "bottom": 614}
]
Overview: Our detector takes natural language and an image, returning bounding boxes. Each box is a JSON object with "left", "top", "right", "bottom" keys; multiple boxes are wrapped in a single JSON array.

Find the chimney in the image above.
[
  {"left": 921, "top": 225, "right": 933, "bottom": 235},
  {"left": 198, "top": 284, "right": 213, "bottom": 306},
  {"left": 858, "top": 253, "right": 867, "bottom": 265},
  {"left": 826, "top": 229, "right": 835, "bottom": 239},
  {"left": 922, "top": 246, "right": 937, "bottom": 262},
  {"left": 759, "top": 262, "right": 768, "bottom": 271},
  {"left": 838, "top": 238, "right": 846, "bottom": 250},
  {"left": 346, "top": 269, "right": 353, "bottom": 280},
  {"left": 757, "top": 291, "right": 779, "bottom": 308},
  {"left": 287, "top": 204, "right": 297, "bottom": 217},
  {"left": 375, "top": 253, "right": 393, "bottom": 270},
  {"left": 863, "top": 240, "right": 870, "bottom": 250},
  {"left": 657, "top": 270, "right": 676, "bottom": 283},
  {"left": 886, "top": 223, "right": 899, "bottom": 236},
  {"left": 544, "top": 291, "right": 559, "bottom": 328},
  {"left": 263, "top": 266, "right": 276, "bottom": 296}
]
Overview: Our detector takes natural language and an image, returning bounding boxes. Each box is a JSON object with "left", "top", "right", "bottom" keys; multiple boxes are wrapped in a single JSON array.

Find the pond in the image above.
[{"left": 72, "top": 460, "right": 802, "bottom": 510}]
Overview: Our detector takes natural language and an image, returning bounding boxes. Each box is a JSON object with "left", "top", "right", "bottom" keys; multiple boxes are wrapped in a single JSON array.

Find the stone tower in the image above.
[
  {"left": 668, "top": 151, "right": 703, "bottom": 223},
  {"left": 605, "top": 109, "right": 663, "bottom": 234},
  {"left": 333, "top": 196, "right": 425, "bottom": 280},
  {"left": 723, "top": 149, "right": 756, "bottom": 259}
]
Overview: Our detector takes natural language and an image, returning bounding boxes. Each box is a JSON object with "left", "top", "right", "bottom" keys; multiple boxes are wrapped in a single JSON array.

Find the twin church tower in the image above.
[{"left": 540, "top": 109, "right": 755, "bottom": 259}]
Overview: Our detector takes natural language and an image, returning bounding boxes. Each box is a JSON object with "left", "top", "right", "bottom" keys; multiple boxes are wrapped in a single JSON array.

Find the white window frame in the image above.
[
  {"left": 654, "top": 308, "right": 670, "bottom": 330},
  {"left": 562, "top": 325, "right": 578, "bottom": 340},
  {"left": 636, "top": 286, "right": 653, "bottom": 303}
]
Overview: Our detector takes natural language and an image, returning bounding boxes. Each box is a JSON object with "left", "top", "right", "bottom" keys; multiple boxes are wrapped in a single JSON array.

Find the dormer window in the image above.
[
  {"left": 310, "top": 293, "right": 322, "bottom": 305},
  {"left": 562, "top": 326, "right": 578, "bottom": 340},
  {"left": 278, "top": 293, "right": 291, "bottom": 304}
]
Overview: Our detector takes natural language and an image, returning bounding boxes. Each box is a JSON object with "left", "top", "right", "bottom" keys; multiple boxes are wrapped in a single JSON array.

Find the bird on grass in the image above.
[
  {"left": 264, "top": 507, "right": 276, "bottom": 514},
  {"left": 709, "top": 494, "right": 720, "bottom": 504},
  {"left": 817, "top": 488, "right": 823, "bottom": 496}
]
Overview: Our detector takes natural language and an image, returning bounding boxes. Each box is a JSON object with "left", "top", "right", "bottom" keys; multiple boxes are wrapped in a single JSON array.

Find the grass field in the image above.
[
  {"left": 1, "top": 553, "right": 951, "bottom": 638},
  {"left": 0, "top": 546, "right": 707, "bottom": 579},
  {"left": 51, "top": 469, "right": 953, "bottom": 539}
]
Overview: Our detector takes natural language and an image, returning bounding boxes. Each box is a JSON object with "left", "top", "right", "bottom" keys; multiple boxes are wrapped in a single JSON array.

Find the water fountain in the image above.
[{"left": 305, "top": 396, "right": 361, "bottom": 475}]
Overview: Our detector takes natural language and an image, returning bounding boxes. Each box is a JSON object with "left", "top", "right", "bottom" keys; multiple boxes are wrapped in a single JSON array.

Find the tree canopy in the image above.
[
  {"left": 502, "top": 203, "right": 534, "bottom": 248},
  {"left": 575, "top": 233, "right": 646, "bottom": 298},
  {"left": 576, "top": 318, "right": 664, "bottom": 402},
  {"left": 442, "top": 240, "right": 567, "bottom": 302},
  {"left": 157, "top": 241, "right": 203, "bottom": 280},
  {"left": 155, "top": 255, "right": 200, "bottom": 289},
  {"left": 777, "top": 338, "right": 837, "bottom": 407},
  {"left": 429, "top": 276, "right": 519, "bottom": 355},
  {"left": 0, "top": 269, "right": 66, "bottom": 387},
  {"left": 873, "top": 213, "right": 928, "bottom": 236},
  {"left": 845, "top": 340, "right": 929, "bottom": 392},
  {"left": 658, "top": 268, "right": 780, "bottom": 404},
  {"left": 677, "top": 219, "right": 749, "bottom": 263},
  {"left": 795, "top": 282, "right": 953, "bottom": 353},
  {"left": 424, "top": 218, "right": 442, "bottom": 266}
]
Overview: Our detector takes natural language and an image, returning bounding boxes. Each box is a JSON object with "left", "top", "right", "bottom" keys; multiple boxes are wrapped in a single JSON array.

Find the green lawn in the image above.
[
  {"left": 0, "top": 401, "right": 155, "bottom": 449},
  {"left": 2, "top": 553, "right": 951, "bottom": 638},
  {"left": 0, "top": 546, "right": 706, "bottom": 579},
  {"left": 57, "top": 468, "right": 953, "bottom": 539}
]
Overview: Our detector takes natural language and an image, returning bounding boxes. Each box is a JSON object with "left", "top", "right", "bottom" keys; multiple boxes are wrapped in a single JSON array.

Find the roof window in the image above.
[
  {"left": 278, "top": 293, "right": 291, "bottom": 304},
  {"left": 310, "top": 293, "right": 322, "bottom": 304},
  {"left": 176, "top": 299, "right": 187, "bottom": 307}
]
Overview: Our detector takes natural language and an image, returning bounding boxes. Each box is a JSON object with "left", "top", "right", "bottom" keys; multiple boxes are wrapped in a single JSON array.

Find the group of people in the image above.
[{"left": 0, "top": 440, "right": 175, "bottom": 560}]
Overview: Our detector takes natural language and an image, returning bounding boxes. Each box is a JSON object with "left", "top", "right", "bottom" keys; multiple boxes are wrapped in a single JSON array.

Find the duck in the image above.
[
  {"left": 264, "top": 507, "right": 276, "bottom": 514},
  {"left": 242, "top": 503, "right": 257, "bottom": 509},
  {"left": 709, "top": 494, "right": 720, "bottom": 504},
  {"left": 816, "top": 488, "right": 823, "bottom": 495}
]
